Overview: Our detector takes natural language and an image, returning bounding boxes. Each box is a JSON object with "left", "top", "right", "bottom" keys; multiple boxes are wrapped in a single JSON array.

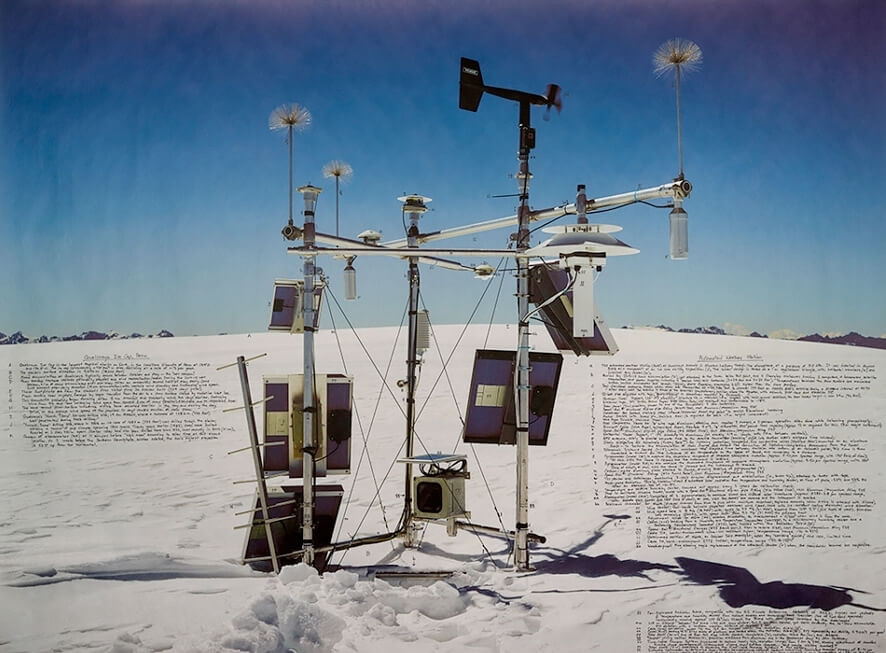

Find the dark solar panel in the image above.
[
  {"left": 463, "top": 349, "right": 563, "bottom": 446},
  {"left": 529, "top": 264, "right": 617, "bottom": 355}
]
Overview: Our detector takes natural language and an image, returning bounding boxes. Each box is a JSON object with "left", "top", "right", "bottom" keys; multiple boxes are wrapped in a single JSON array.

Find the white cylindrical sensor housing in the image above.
[
  {"left": 416, "top": 309, "right": 431, "bottom": 355},
  {"left": 343, "top": 263, "right": 357, "bottom": 300},
  {"left": 669, "top": 207, "right": 688, "bottom": 260}
]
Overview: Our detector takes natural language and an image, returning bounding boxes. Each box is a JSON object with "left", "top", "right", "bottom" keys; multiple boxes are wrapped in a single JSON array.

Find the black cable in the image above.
[
  {"left": 528, "top": 211, "right": 568, "bottom": 236},
  {"left": 409, "top": 270, "right": 512, "bottom": 566},
  {"left": 521, "top": 190, "right": 672, "bottom": 249},
  {"left": 585, "top": 199, "right": 667, "bottom": 215},
  {"left": 419, "top": 466, "right": 506, "bottom": 569},
  {"left": 419, "top": 459, "right": 467, "bottom": 477},
  {"left": 467, "top": 443, "right": 512, "bottom": 547},
  {"left": 500, "top": 406, "right": 546, "bottom": 429},
  {"left": 530, "top": 314, "right": 572, "bottom": 338},
  {"left": 428, "top": 246, "right": 513, "bottom": 553},
  {"left": 313, "top": 440, "right": 340, "bottom": 464},
  {"left": 326, "top": 302, "right": 394, "bottom": 536},
  {"left": 326, "top": 288, "right": 410, "bottom": 564},
  {"left": 413, "top": 274, "right": 500, "bottom": 425},
  {"left": 483, "top": 250, "right": 511, "bottom": 350},
  {"left": 325, "top": 289, "right": 412, "bottom": 424},
  {"left": 417, "top": 297, "right": 465, "bottom": 423},
  {"left": 324, "top": 287, "right": 442, "bottom": 565},
  {"left": 334, "top": 421, "right": 413, "bottom": 568}
]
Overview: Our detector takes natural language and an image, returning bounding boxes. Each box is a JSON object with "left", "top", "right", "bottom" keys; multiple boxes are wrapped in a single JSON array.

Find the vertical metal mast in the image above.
[
  {"left": 675, "top": 65, "right": 684, "bottom": 179},
  {"left": 399, "top": 194, "right": 430, "bottom": 547},
  {"left": 298, "top": 184, "right": 322, "bottom": 566},
  {"left": 514, "top": 102, "right": 533, "bottom": 570}
]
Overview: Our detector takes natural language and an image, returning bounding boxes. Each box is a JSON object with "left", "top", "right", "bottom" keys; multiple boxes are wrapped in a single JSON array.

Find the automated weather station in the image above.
[{"left": 231, "top": 43, "right": 700, "bottom": 573}]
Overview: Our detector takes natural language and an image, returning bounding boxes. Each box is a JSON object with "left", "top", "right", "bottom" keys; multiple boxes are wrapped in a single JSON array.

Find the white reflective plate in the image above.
[{"left": 541, "top": 223, "right": 623, "bottom": 234}]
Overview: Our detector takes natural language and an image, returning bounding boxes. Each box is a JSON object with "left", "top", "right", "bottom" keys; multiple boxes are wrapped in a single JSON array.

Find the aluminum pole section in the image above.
[
  {"left": 287, "top": 179, "right": 691, "bottom": 259},
  {"left": 402, "top": 256, "right": 420, "bottom": 547},
  {"left": 285, "top": 232, "right": 477, "bottom": 272},
  {"left": 298, "top": 185, "right": 322, "bottom": 566},
  {"left": 302, "top": 265, "right": 316, "bottom": 565},
  {"left": 290, "top": 246, "right": 517, "bottom": 260},
  {"left": 399, "top": 195, "right": 429, "bottom": 547},
  {"left": 380, "top": 179, "right": 692, "bottom": 248},
  {"left": 514, "top": 110, "right": 533, "bottom": 571},
  {"left": 335, "top": 175, "right": 340, "bottom": 237}
]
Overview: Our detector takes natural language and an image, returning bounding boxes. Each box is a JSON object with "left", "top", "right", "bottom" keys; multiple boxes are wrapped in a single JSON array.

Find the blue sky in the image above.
[{"left": 2, "top": 0, "right": 884, "bottom": 338}]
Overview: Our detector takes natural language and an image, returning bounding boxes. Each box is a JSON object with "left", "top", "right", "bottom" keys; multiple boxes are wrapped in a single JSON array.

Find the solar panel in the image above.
[
  {"left": 241, "top": 484, "right": 344, "bottom": 572},
  {"left": 268, "top": 279, "right": 326, "bottom": 333},
  {"left": 463, "top": 349, "right": 563, "bottom": 446},
  {"left": 529, "top": 263, "right": 618, "bottom": 355},
  {"left": 262, "top": 374, "right": 353, "bottom": 478}
]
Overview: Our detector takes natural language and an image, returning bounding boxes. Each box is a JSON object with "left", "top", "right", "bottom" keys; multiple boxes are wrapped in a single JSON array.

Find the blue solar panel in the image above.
[
  {"left": 268, "top": 280, "right": 325, "bottom": 333},
  {"left": 463, "top": 350, "right": 563, "bottom": 446},
  {"left": 262, "top": 376, "right": 352, "bottom": 477},
  {"left": 325, "top": 376, "right": 352, "bottom": 473},
  {"left": 529, "top": 264, "right": 617, "bottom": 355},
  {"left": 269, "top": 283, "right": 299, "bottom": 331},
  {"left": 463, "top": 350, "right": 514, "bottom": 445},
  {"left": 242, "top": 484, "right": 344, "bottom": 572}
]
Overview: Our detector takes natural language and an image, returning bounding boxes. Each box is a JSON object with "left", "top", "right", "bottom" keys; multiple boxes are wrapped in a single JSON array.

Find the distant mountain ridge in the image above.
[
  {"left": 2, "top": 327, "right": 884, "bottom": 350},
  {"left": 794, "top": 331, "right": 886, "bottom": 349},
  {"left": 629, "top": 325, "right": 886, "bottom": 350},
  {"left": 0, "top": 330, "right": 174, "bottom": 345}
]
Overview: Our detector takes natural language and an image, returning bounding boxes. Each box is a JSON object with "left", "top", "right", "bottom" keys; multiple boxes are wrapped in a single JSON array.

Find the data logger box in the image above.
[{"left": 413, "top": 475, "right": 467, "bottom": 520}]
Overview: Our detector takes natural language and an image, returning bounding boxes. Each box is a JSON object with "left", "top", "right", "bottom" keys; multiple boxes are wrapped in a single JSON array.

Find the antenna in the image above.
[
  {"left": 654, "top": 39, "right": 702, "bottom": 259},
  {"left": 653, "top": 38, "right": 702, "bottom": 179},
  {"left": 322, "top": 160, "right": 353, "bottom": 237},
  {"left": 270, "top": 104, "right": 312, "bottom": 239}
]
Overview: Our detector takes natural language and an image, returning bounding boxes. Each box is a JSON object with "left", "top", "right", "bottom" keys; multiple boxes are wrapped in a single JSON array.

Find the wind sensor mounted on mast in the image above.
[
  {"left": 459, "top": 57, "right": 562, "bottom": 156},
  {"left": 459, "top": 57, "right": 564, "bottom": 571}
]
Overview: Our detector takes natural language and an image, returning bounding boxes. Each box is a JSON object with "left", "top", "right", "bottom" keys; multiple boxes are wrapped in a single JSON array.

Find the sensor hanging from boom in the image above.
[{"left": 654, "top": 38, "right": 702, "bottom": 260}]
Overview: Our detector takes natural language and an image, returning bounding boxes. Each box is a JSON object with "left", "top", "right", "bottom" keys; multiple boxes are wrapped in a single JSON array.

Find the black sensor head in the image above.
[{"left": 459, "top": 57, "right": 484, "bottom": 111}]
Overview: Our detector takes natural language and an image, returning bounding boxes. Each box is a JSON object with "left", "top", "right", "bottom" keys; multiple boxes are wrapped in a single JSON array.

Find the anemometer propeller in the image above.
[
  {"left": 459, "top": 58, "right": 562, "bottom": 121},
  {"left": 460, "top": 57, "right": 562, "bottom": 153}
]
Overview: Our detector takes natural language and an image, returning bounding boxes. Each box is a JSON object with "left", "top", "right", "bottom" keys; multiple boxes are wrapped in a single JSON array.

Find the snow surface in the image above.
[{"left": 0, "top": 326, "right": 883, "bottom": 652}]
